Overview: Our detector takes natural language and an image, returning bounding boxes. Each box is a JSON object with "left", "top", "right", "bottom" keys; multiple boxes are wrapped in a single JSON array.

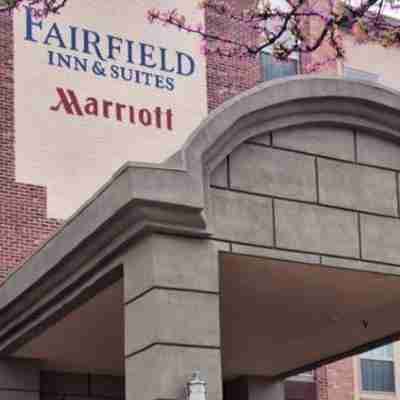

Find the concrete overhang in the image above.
[
  {"left": 2, "top": 76, "right": 400, "bottom": 377},
  {"left": 221, "top": 253, "right": 400, "bottom": 379}
]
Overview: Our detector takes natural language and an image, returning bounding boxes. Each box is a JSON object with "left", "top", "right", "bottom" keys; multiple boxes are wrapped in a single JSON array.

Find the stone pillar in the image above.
[
  {"left": 123, "top": 234, "right": 222, "bottom": 400},
  {"left": 0, "top": 358, "right": 40, "bottom": 400}
]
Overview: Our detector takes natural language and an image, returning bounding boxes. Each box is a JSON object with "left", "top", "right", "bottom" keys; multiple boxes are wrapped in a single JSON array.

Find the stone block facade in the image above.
[
  {"left": 126, "top": 345, "right": 221, "bottom": 400},
  {"left": 275, "top": 200, "right": 359, "bottom": 257},
  {"left": 210, "top": 189, "right": 274, "bottom": 245},
  {"left": 272, "top": 127, "right": 355, "bottom": 161},
  {"left": 210, "top": 127, "right": 400, "bottom": 274},
  {"left": 208, "top": 123, "right": 400, "bottom": 400},
  {"left": 361, "top": 215, "right": 400, "bottom": 264},
  {"left": 230, "top": 145, "right": 317, "bottom": 202},
  {"left": 125, "top": 288, "right": 220, "bottom": 354},
  {"left": 123, "top": 235, "right": 222, "bottom": 400},
  {"left": 357, "top": 133, "right": 400, "bottom": 170},
  {"left": 318, "top": 159, "right": 397, "bottom": 216}
]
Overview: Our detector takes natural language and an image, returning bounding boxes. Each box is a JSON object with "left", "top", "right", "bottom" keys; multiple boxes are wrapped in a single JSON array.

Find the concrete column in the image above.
[
  {"left": 123, "top": 234, "right": 222, "bottom": 400},
  {"left": 0, "top": 359, "right": 40, "bottom": 400},
  {"left": 225, "top": 378, "right": 285, "bottom": 400}
]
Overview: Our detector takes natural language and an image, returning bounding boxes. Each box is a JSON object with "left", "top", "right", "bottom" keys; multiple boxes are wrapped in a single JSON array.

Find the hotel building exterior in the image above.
[{"left": 1, "top": 1, "right": 400, "bottom": 400}]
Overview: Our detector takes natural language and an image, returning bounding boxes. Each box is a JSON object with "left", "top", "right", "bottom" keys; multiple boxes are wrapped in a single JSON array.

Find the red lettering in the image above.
[
  {"left": 129, "top": 106, "right": 136, "bottom": 124},
  {"left": 50, "top": 88, "right": 84, "bottom": 116},
  {"left": 139, "top": 109, "right": 152, "bottom": 126},
  {"left": 49, "top": 87, "right": 174, "bottom": 131},
  {"left": 166, "top": 109, "right": 173, "bottom": 131},
  {"left": 116, "top": 103, "right": 126, "bottom": 122},
  {"left": 103, "top": 100, "right": 113, "bottom": 119},
  {"left": 84, "top": 97, "right": 98, "bottom": 116},
  {"left": 154, "top": 107, "right": 162, "bottom": 129}
]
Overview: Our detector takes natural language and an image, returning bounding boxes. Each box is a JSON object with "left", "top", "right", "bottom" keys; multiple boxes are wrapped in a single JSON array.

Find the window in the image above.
[
  {"left": 343, "top": 66, "right": 379, "bottom": 83},
  {"left": 360, "top": 344, "right": 395, "bottom": 393},
  {"left": 261, "top": 52, "right": 299, "bottom": 81},
  {"left": 257, "top": 0, "right": 300, "bottom": 81}
]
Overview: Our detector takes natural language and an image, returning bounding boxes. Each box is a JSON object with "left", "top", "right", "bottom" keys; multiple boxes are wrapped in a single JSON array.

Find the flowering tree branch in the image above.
[{"left": 147, "top": 0, "right": 400, "bottom": 68}]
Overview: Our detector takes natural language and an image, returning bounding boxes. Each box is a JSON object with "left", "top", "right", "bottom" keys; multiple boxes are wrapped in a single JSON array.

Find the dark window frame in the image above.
[{"left": 360, "top": 345, "right": 396, "bottom": 394}]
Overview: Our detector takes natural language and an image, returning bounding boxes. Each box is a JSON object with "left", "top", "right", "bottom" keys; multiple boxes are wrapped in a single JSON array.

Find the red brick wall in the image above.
[
  {"left": 205, "top": 0, "right": 261, "bottom": 111},
  {"left": 314, "top": 358, "right": 355, "bottom": 400},
  {"left": 0, "top": 12, "right": 61, "bottom": 281},
  {"left": 324, "top": 359, "right": 355, "bottom": 400},
  {"left": 316, "top": 366, "right": 329, "bottom": 400},
  {"left": 0, "top": 11, "right": 15, "bottom": 182}
]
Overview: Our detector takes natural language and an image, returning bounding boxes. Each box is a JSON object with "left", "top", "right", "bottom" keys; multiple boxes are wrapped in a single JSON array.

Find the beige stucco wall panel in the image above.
[{"left": 343, "top": 34, "right": 400, "bottom": 91}]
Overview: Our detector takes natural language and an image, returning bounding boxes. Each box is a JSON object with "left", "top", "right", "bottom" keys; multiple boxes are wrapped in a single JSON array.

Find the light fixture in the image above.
[{"left": 186, "top": 371, "right": 207, "bottom": 400}]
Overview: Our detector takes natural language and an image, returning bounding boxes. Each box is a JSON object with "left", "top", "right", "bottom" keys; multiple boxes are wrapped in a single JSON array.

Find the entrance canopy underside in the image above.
[
  {"left": 221, "top": 253, "right": 400, "bottom": 379},
  {"left": 12, "top": 251, "right": 400, "bottom": 380},
  {"left": 14, "top": 280, "right": 124, "bottom": 376}
]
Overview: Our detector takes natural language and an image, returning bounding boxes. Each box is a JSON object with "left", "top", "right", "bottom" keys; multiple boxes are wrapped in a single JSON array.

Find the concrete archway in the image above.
[{"left": 1, "top": 77, "right": 400, "bottom": 400}]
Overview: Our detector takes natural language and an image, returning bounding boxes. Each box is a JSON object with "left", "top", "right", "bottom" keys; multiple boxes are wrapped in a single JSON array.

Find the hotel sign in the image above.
[{"left": 14, "top": 0, "right": 207, "bottom": 218}]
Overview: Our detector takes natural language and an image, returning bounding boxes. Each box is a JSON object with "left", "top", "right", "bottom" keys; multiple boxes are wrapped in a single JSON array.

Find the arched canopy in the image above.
[
  {"left": 173, "top": 75, "right": 400, "bottom": 179},
  {"left": 1, "top": 77, "right": 400, "bottom": 382}
]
